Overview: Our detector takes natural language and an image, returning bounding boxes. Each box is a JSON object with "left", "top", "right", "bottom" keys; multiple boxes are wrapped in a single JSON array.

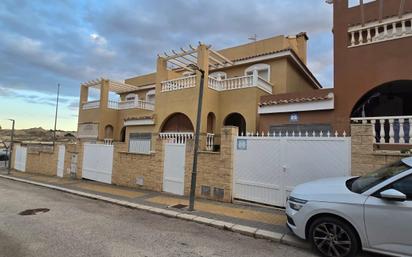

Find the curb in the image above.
[{"left": 0, "top": 174, "right": 309, "bottom": 250}]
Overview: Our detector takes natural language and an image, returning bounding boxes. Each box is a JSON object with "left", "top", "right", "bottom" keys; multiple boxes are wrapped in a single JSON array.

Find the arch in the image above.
[
  {"left": 351, "top": 80, "right": 412, "bottom": 117},
  {"left": 207, "top": 112, "right": 216, "bottom": 133},
  {"left": 120, "top": 127, "right": 126, "bottom": 142},
  {"left": 146, "top": 89, "right": 155, "bottom": 103},
  {"left": 104, "top": 124, "right": 114, "bottom": 139},
  {"left": 209, "top": 71, "right": 227, "bottom": 80},
  {"left": 224, "top": 113, "right": 246, "bottom": 136},
  {"left": 245, "top": 63, "right": 270, "bottom": 81},
  {"left": 161, "top": 113, "right": 194, "bottom": 132}
]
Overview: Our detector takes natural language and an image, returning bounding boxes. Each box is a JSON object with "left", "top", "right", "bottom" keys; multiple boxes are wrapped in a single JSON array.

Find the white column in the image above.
[
  {"left": 367, "top": 28, "right": 371, "bottom": 42},
  {"left": 371, "top": 119, "right": 377, "bottom": 143}
]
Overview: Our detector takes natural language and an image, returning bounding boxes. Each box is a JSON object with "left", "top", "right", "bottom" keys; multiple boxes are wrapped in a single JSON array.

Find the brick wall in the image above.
[{"left": 351, "top": 124, "right": 411, "bottom": 176}]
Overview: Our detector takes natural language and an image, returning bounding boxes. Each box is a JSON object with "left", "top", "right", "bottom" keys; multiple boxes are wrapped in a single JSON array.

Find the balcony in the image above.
[
  {"left": 107, "top": 100, "right": 154, "bottom": 111},
  {"left": 348, "top": 13, "right": 412, "bottom": 48},
  {"left": 160, "top": 74, "right": 272, "bottom": 94},
  {"left": 208, "top": 75, "right": 272, "bottom": 94},
  {"left": 82, "top": 100, "right": 100, "bottom": 110}
]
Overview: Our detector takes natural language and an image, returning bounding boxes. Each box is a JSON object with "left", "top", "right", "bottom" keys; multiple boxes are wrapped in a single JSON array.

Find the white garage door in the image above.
[
  {"left": 82, "top": 143, "right": 114, "bottom": 184},
  {"left": 234, "top": 134, "right": 350, "bottom": 207},
  {"left": 163, "top": 142, "right": 186, "bottom": 195}
]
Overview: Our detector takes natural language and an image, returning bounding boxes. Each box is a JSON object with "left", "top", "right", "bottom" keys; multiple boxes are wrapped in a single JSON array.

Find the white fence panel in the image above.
[
  {"left": 82, "top": 143, "right": 114, "bottom": 184},
  {"left": 234, "top": 135, "right": 350, "bottom": 207},
  {"left": 163, "top": 143, "right": 186, "bottom": 195},
  {"left": 129, "top": 139, "right": 151, "bottom": 154},
  {"left": 14, "top": 145, "right": 27, "bottom": 172},
  {"left": 57, "top": 145, "right": 65, "bottom": 177}
]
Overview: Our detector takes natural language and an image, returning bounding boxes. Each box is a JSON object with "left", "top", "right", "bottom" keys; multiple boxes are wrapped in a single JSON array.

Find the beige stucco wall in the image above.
[
  {"left": 285, "top": 59, "right": 316, "bottom": 93},
  {"left": 25, "top": 146, "right": 58, "bottom": 176}
]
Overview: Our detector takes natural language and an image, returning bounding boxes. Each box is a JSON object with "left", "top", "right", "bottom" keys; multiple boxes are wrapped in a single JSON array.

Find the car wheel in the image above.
[{"left": 308, "top": 217, "right": 360, "bottom": 257}]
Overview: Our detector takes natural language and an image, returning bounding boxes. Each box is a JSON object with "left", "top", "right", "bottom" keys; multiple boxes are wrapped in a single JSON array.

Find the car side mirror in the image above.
[{"left": 380, "top": 189, "right": 407, "bottom": 201}]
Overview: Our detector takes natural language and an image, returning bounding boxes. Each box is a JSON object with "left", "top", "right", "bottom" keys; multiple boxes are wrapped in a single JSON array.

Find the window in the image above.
[
  {"left": 129, "top": 133, "right": 151, "bottom": 154},
  {"left": 209, "top": 72, "right": 227, "bottom": 80},
  {"left": 245, "top": 63, "right": 270, "bottom": 82},
  {"left": 146, "top": 89, "right": 155, "bottom": 103},
  {"left": 125, "top": 93, "right": 137, "bottom": 101},
  {"left": 348, "top": 0, "right": 376, "bottom": 8},
  {"left": 391, "top": 175, "right": 412, "bottom": 200}
]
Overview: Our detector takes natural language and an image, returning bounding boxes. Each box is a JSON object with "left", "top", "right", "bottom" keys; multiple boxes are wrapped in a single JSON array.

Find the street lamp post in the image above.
[
  {"left": 188, "top": 64, "right": 205, "bottom": 211},
  {"left": 8, "top": 119, "right": 15, "bottom": 174}
]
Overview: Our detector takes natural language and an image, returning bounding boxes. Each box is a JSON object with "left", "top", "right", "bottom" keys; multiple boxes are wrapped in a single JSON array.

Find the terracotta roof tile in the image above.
[{"left": 259, "top": 89, "right": 333, "bottom": 107}]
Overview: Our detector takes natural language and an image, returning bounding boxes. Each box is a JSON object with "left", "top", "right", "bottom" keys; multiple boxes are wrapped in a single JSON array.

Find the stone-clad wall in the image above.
[
  {"left": 111, "top": 140, "right": 164, "bottom": 192},
  {"left": 25, "top": 145, "right": 58, "bottom": 176},
  {"left": 351, "top": 124, "right": 411, "bottom": 176}
]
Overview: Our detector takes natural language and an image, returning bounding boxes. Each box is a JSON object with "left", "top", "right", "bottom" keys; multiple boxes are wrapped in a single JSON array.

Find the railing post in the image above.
[
  {"left": 371, "top": 119, "right": 377, "bottom": 143},
  {"left": 379, "top": 119, "right": 385, "bottom": 143},
  {"left": 399, "top": 119, "right": 405, "bottom": 144},
  {"left": 389, "top": 119, "right": 395, "bottom": 144}
]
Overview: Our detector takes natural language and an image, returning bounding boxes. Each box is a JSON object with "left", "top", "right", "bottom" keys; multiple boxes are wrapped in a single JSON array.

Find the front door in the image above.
[
  {"left": 163, "top": 142, "right": 186, "bottom": 195},
  {"left": 364, "top": 175, "right": 412, "bottom": 255}
]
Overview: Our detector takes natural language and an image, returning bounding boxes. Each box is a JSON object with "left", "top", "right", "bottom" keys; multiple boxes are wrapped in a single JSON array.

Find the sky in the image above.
[{"left": 0, "top": 0, "right": 333, "bottom": 131}]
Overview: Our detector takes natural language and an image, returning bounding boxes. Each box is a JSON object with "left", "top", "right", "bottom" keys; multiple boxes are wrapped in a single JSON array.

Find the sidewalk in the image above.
[{"left": 0, "top": 169, "right": 308, "bottom": 249}]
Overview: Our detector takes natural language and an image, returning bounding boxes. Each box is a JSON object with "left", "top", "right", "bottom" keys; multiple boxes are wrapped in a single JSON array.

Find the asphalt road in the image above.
[{"left": 0, "top": 178, "right": 317, "bottom": 257}]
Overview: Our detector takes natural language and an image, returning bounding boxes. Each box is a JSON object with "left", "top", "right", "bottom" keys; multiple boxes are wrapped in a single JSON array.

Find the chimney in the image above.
[{"left": 295, "top": 32, "right": 308, "bottom": 64}]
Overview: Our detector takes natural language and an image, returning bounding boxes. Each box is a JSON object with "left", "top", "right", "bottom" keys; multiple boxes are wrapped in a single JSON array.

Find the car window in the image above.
[
  {"left": 350, "top": 161, "right": 410, "bottom": 194},
  {"left": 391, "top": 175, "right": 412, "bottom": 200}
]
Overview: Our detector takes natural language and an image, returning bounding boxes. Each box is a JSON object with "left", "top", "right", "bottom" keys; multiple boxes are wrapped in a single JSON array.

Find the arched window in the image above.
[
  {"left": 161, "top": 113, "right": 194, "bottom": 132},
  {"left": 245, "top": 63, "right": 270, "bottom": 82},
  {"left": 224, "top": 113, "right": 246, "bottom": 136},
  {"left": 104, "top": 124, "right": 114, "bottom": 139},
  {"left": 146, "top": 89, "right": 155, "bottom": 103},
  {"left": 207, "top": 112, "right": 216, "bottom": 133},
  {"left": 209, "top": 72, "right": 227, "bottom": 81},
  {"left": 125, "top": 93, "right": 138, "bottom": 102}
]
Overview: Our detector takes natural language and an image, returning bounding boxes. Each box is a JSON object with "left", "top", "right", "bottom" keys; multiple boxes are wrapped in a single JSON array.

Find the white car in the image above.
[{"left": 286, "top": 157, "right": 412, "bottom": 257}]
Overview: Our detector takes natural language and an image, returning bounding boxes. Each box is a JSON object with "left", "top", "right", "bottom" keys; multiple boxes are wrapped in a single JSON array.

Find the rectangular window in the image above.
[
  {"left": 129, "top": 133, "right": 151, "bottom": 154},
  {"left": 348, "top": 0, "right": 375, "bottom": 8}
]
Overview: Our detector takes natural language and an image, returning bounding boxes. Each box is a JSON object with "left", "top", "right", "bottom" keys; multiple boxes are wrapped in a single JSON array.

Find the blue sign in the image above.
[
  {"left": 289, "top": 113, "right": 299, "bottom": 122},
  {"left": 237, "top": 139, "right": 247, "bottom": 150}
]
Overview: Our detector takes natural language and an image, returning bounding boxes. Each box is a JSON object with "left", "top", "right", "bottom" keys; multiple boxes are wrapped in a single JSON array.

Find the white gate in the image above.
[
  {"left": 82, "top": 143, "right": 114, "bottom": 184},
  {"left": 14, "top": 145, "right": 27, "bottom": 172},
  {"left": 234, "top": 134, "right": 351, "bottom": 207},
  {"left": 163, "top": 143, "right": 186, "bottom": 195},
  {"left": 57, "top": 145, "right": 65, "bottom": 177}
]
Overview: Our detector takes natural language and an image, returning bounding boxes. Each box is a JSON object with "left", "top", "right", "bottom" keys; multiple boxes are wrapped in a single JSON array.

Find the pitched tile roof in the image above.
[{"left": 259, "top": 89, "right": 333, "bottom": 107}]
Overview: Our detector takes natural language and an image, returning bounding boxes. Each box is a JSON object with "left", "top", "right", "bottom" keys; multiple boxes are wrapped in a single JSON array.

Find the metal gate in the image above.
[
  {"left": 163, "top": 142, "right": 186, "bottom": 195},
  {"left": 82, "top": 143, "right": 114, "bottom": 184},
  {"left": 14, "top": 145, "right": 27, "bottom": 172},
  {"left": 57, "top": 145, "right": 65, "bottom": 177},
  {"left": 234, "top": 134, "right": 351, "bottom": 207}
]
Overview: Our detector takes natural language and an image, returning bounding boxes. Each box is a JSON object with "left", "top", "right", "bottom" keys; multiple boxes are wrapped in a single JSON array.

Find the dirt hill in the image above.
[{"left": 0, "top": 127, "right": 76, "bottom": 143}]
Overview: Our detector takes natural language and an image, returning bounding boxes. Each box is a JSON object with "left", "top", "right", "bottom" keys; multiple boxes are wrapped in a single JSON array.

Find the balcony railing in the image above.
[
  {"left": 351, "top": 116, "right": 412, "bottom": 144},
  {"left": 161, "top": 75, "right": 196, "bottom": 92},
  {"left": 208, "top": 75, "right": 272, "bottom": 94},
  {"left": 206, "top": 133, "right": 214, "bottom": 151},
  {"left": 159, "top": 132, "right": 194, "bottom": 144},
  {"left": 348, "top": 13, "right": 412, "bottom": 47},
  {"left": 82, "top": 100, "right": 100, "bottom": 110},
  {"left": 107, "top": 100, "right": 154, "bottom": 111}
]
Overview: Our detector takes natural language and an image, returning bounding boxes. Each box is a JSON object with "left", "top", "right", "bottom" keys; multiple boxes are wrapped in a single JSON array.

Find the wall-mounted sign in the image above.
[
  {"left": 237, "top": 139, "right": 247, "bottom": 150},
  {"left": 289, "top": 113, "right": 299, "bottom": 122}
]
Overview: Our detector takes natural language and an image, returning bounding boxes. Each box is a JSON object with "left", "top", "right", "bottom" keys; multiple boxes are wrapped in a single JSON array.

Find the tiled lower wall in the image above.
[{"left": 351, "top": 124, "right": 411, "bottom": 176}]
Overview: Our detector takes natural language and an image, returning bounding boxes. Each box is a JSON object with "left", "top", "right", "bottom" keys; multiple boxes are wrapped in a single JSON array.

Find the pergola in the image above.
[
  {"left": 81, "top": 78, "right": 138, "bottom": 94},
  {"left": 158, "top": 43, "right": 234, "bottom": 72}
]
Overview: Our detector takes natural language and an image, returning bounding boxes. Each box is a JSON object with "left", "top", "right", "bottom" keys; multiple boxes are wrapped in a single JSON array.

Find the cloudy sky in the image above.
[{"left": 0, "top": 0, "right": 333, "bottom": 131}]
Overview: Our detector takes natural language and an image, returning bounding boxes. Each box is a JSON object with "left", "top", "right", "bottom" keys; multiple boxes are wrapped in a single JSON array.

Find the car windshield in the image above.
[{"left": 350, "top": 160, "right": 410, "bottom": 194}]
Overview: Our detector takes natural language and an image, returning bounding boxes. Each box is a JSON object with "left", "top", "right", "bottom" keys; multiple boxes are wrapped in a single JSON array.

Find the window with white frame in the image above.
[
  {"left": 245, "top": 63, "right": 270, "bottom": 82},
  {"left": 129, "top": 133, "right": 151, "bottom": 154},
  {"left": 209, "top": 71, "right": 227, "bottom": 80},
  {"left": 348, "top": 0, "right": 375, "bottom": 8},
  {"left": 146, "top": 89, "right": 155, "bottom": 103},
  {"left": 125, "top": 93, "right": 137, "bottom": 101}
]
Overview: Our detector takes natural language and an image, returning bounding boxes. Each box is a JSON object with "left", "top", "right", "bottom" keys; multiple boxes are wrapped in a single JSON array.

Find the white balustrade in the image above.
[
  {"left": 241, "top": 130, "right": 346, "bottom": 138},
  {"left": 351, "top": 116, "right": 412, "bottom": 144},
  {"left": 208, "top": 74, "right": 272, "bottom": 94},
  {"left": 159, "top": 132, "right": 194, "bottom": 144},
  {"left": 348, "top": 13, "right": 412, "bottom": 47},
  {"left": 104, "top": 138, "right": 113, "bottom": 145},
  {"left": 82, "top": 100, "right": 100, "bottom": 110},
  {"left": 206, "top": 133, "right": 214, "bottom": 151},
  {"left": 161, "top": 75, "right": 196, "bottom": 92},
  {"left": 107, "top": 100, "right": 154, "bottom": 111}
]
